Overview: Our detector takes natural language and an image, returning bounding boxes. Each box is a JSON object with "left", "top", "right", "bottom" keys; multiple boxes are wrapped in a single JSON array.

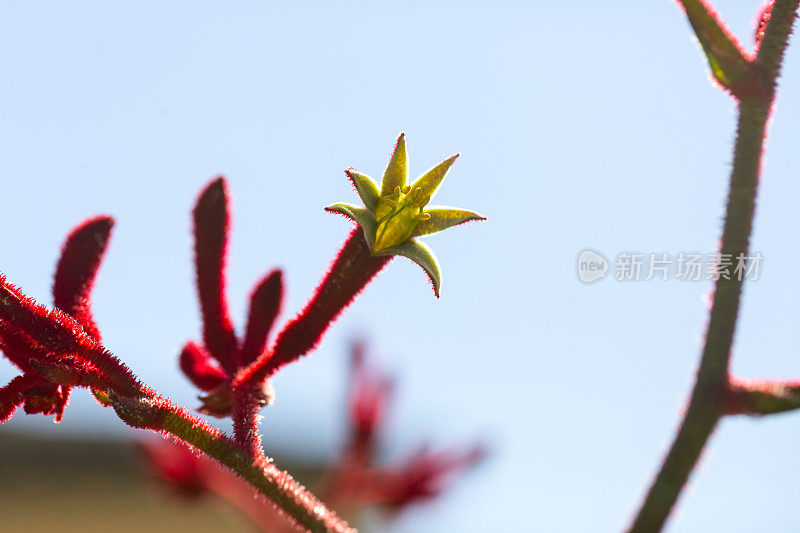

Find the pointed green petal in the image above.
[
  {"left": 376, "top": 238, "right": 441, "bottom": 298},
  {"left": 345, "top": 169, "right": 381, "bottom": 212},
  {"left": 325, "top": 203, "right": 376, "bottom": 250},
  {"left": 409, "top": 154, "right": 458, "bottom": 201},
  {"left": 411, "top": 208, "right": 486, "bottom": 238},
  {"left": 380, "top": 133, "right": 408, "bottom": 197}
]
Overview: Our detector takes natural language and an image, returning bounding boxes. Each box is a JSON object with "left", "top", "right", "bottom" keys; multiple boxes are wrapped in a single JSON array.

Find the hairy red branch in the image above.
[{"left": 237, "top": 229, "right": 391, "bottom": 388}]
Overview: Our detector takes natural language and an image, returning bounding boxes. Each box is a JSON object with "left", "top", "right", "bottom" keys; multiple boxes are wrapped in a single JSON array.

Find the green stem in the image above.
[
  {"left": 628, "top": 98, "right": 769, "bottom": 533},
  {"left": 109, "top": 391, "right": 354, "bottom": 533},
  {"left": 629, "top": 2, "right": 798, "bottom": 530},
  {"left": 755, "top": 0, "right": 800, "bottom": 86}
]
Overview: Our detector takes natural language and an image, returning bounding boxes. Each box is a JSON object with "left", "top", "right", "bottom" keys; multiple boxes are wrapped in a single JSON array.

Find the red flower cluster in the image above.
[
  {"left": 178, "top": 178, "right": 283, "bottom": 416},
  {"left": 321, "top": 343, "right": 486, "bottom": 514},
  {"left": 0, "top": 216, "right": 131, "bottom": 422},
  {"left": 0, "top": 175, "right": 483, "bottom": 531}
]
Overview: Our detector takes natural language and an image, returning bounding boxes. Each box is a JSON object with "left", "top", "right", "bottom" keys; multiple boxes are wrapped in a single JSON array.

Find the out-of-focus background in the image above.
[{"left": 1, "top": 1, "right": 799, "bottom": 531}]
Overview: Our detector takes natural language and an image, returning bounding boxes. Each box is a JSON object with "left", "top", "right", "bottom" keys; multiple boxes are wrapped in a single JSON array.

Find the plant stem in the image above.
[
  {"left": 237, "top": 229, "right": 391, "bottom": 387},
  {"left": 629, "top": 98, "right": 769, "bottom": 533},
  {"left": 0, "top": 281, "right": 144, "bottom": 396},
  {"left": 756, "top": 0, "right": 800, "bottom": 85},
  {"left": 2, "top": 269, "right": 352, "bottom": 531},
  {"left": 232, "top": 384, "right": 267, "bottom": 459},
  {"left": 629, "top": 2, "right": 798, "bottom": 530},
  {"left": 110, "top": 391, "right": 354, "bottom": 533}
]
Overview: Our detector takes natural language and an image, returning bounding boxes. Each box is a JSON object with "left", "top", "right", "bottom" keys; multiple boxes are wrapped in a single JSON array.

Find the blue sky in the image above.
[{"left": 1, "top": 1, "right": 799, "bottom": 531}]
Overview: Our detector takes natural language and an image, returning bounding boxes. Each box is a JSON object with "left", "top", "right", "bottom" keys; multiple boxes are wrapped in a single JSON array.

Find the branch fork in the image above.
[{"left": 629, "top": 1, "right": 800, "bottom": 531}]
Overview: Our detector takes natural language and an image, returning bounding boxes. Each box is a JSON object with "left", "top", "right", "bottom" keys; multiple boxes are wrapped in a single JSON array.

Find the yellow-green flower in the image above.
[{"left": 326, "top": 133, "right": 485, "bottom": 297}]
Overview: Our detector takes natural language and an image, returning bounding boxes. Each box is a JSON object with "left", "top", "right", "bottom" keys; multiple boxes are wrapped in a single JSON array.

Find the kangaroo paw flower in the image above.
[
  {"left": 193, "top": 177, "right": 239, "bottom": 374},
  {"left": 326, "top": 133, "right": 485, "bottom": 297},
  {"left": 52, "top": 216, "right": 114, "bottom": 342},
  {"left": 179, "top": 341, "right": 227, "bottom": 392}
]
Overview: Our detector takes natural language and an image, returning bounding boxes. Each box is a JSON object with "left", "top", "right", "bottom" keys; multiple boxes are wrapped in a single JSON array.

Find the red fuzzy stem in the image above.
[
  {"left": 193, "top": 177, "right": 238, "bottom": 374},
  {"left": 0, "top": 322, "right": 52, "bottom": 373},
  {"left": 239, "top": 269, "right": 283, "bottom": 367},
  {"left": 237, "top": 229, "right": 391, "bottom": 386},
  {"left": 52, "top": 216, "right": 114, "bottom": 342},
  {"left": 232, "top": 388, "right": 265, "bottom": 458},
  {"left": 0, "top": 275, "right": 146, "bottom": 397},
  {"left": 231, "top": 270, "right": 283, "bottom": 460},
  {"left": 28, "top": 358, "right": 114, "bottom": 389}
]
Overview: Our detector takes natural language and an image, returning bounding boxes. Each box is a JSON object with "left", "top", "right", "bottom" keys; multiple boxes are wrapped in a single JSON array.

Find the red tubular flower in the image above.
[
  {"left": 1, "top": 220, "right": 146, "bottom": 402},
  {"left": 0, "top": 374, "right": 38, "bottom": 422},
  {"left": 140, "top": 439, "right": 208, "bottom": 499},
  {"left": 237, "top": 229, "right": 392, "bottom": 387},
  {"left": 52, "top": 216, "right": 113, "bottom": 342},
  {"left": 49, "top": 215, "right": 114, "bottom": 415},
  {"left": 0, "top": 320, "right": 76, "bottom": 421},
  {"left": 0, "top": 323, "right": 74, "bottom": 420},
  {"left": 239, "top": 270, "right": 283, "bottom": 367},
  {"left": 310, "top": 342, "right": 486, "bottom": 520},
  {"left": 0, "top": 273, "right": 100, "bottom": 422},
  {"left": 182, "top": 178, "right": 285, "bottom": 425},
  {"left": 192, "top": 177, "right": 239, "bottom": 374},
  {"left": 179, "top": 341, "right": 227, "bottom": 392},
  {"left": 21, "top": 379, "right": 66, "bottom": 417},
  {"left": 347, "top": 341, "right": 393, "bottom": 460},
  {"left": 379, "top": 444, "right": 487, "bottom": 509}
]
